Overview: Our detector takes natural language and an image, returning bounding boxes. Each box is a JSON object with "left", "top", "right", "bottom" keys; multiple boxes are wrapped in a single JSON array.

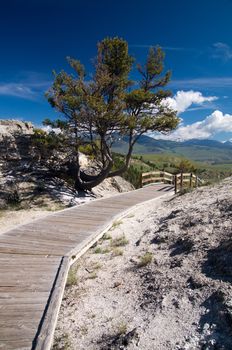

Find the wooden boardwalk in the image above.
[{"left": 0, "top": 184, "right": 173, "bottom": 350}]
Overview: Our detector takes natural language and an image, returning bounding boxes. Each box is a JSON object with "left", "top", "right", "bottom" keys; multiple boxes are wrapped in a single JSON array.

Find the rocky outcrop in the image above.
[
  {"left": 0, "top": 119, "right": 134, "bottom": 209},
  {"left": 0, "top": 119, "right": 33, "bottom": 138},
  {"left": 0, "top": 120, "right": 34, "bottom": 161}
]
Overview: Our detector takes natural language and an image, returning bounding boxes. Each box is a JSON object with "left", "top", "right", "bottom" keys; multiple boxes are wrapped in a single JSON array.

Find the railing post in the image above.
[
  {"left": 140, "top": 173, "right": 143, "bottom": 188},
  {"left": 190, "top": 172, "right": 192, "bottom": 188},
  {"left": 174, "top": 175, "right": 177, "bottom": 194},
  {"left": 180, "top": 172, "right": 183, "bottom": 192}
]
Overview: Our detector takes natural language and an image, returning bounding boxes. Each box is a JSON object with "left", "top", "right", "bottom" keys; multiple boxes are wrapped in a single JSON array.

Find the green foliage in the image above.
[
  {"left": 132, "top": 153, "right": 232, "bottom": 184},
  {"left": 93, "top": 246, "right": 110, "bottom": 254},
  {"left": 138, "top": 252, "right": 153, "bottom": 267},
  {"left": 44, "top": 37, "right": 178, "bottom": 190},
  {"left": 112, "top": 154, "right": 143, "bottom": 188},
  {"left": 177, "top": 159, "right": 196, "bottom": 173},
  {"left": 102, "top": 233, "right": 112, "bottom": 240},
  {"left": 31, "top": 128, "right": 66, "bottom": 165},
  {"left": 111, "top": 234, "right": 129, "bottom": 247},
  {"left": 116, "top": 322, "right": 128, "bottom": 335},
  {"left": 66, "top": 267, "right": 78, "bottom": 287},
  {"left": 97, "top": 37, "right": 134, "bottom": 88},
  {"left": 93, "top": 247, "right": 102, "bottom": 254}
]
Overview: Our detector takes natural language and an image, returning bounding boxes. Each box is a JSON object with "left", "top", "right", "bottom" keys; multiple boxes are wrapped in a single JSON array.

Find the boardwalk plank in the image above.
[{"left": 0, "top": 184, "right": 173, "bottom": 350}]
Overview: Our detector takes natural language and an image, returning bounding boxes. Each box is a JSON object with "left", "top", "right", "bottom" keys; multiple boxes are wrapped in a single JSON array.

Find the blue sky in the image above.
[{"left": 1, "top": 0, "right": 232, "bottom": 140}]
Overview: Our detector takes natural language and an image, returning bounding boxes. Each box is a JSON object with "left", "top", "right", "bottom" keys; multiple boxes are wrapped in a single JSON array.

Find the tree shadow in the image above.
[
  {"left": 202, "top": 238, "right": 232, "bottom": 284},
  {"left": 169, "top": 237, "right": 194, "bottom": 256},
  {"left": 97, "top": 328, "right": 139, "bottom": 350},
  {"left": 199, "top": 291, "right": 232, "bottom": 349}
]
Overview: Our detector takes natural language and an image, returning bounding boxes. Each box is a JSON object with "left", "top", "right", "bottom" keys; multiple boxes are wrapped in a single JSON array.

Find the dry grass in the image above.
[
  {"left": 102, "top": 233, "right": 112, "bottom": 240},
  {"left": 112, "top": 248, "right": 123, "bottom": 256},
  {"left": 116, "top": 321, "right": 128, "bottom": 335},
  {"left": 111, "top": 220, "right": 123, "bottom": 230},
  {"left": 66, "top": 267, "right": 78, "bottom": 287},
  {"left": 138, "top": 252, "right": 153, "bottom": 267},
  {"left": 93, "top": 246, "right": 110, "bottom": 254},
  {"left": 111, "top": 234, "right": 129, "bottom": 247},
  {"left": 53, "top": 333, "right": 72, "bottom": 350}
]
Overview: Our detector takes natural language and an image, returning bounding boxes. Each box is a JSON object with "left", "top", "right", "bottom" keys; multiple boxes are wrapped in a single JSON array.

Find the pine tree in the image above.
[{"left": 45, "top": 37, "right": 179, "bottom": 190}]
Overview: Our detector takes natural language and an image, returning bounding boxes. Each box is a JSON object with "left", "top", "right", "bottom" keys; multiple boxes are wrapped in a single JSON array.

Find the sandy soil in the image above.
[
  {"left": 0, "top": 174, "right": 133, "bottom": 235},
  {"left": 53, "top": 178, "right": 232, "bottom": 350},
  {"left": 0, "top": 208, "right": 54, "bottom": 234}
]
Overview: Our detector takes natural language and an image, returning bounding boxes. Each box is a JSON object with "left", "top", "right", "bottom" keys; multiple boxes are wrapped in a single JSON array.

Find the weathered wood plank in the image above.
[{"left": 0, "top": 184, "right": 173, "bottom": 350}]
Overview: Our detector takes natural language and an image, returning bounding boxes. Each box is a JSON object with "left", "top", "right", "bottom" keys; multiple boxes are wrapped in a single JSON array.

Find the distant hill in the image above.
[{"left": 113, "top": 135, "right": 232, "bottom": 164}]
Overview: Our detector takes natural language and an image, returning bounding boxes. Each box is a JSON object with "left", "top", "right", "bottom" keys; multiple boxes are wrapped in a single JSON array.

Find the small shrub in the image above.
[
  {"left": 111, "top": 220, "right": 123, "bottom": 230},
  {"left": 117, "top": 321, "right": 128, "bottom": 335},
  {"left": 111, "top": 234, "right": 129, "bottom": 247},
  {"left": 93, "top": 247, "right": 110, "bottom": 254},
  {"left": 53, "top": 333, "right": 72, "bottom": 350},
  {"left": 93, "top": 247, "right": 102, "bottom": 254},
  {"left": 102, "top": 233, "right": 112, "bottom": 240},
  {"left": 101, "top": 248, "right": 110, "bottom": 254},
  {"left": 112, "top": 248, "right": 123, "bottom": 256},
  {"left": 138, "top": 252, "right": 153, "bottom": 267},
  {"left": 66, "top": 267, "right": 78, "bottom": 287}
]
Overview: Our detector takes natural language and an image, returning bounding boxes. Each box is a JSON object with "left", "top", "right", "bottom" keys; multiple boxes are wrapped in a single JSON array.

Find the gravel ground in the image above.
[{"left": 53, "top": 178, "right": 232, "bottom": 350}]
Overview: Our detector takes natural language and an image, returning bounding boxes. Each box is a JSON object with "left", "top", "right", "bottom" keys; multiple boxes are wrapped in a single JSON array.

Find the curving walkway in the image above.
[{"left": 0, "top": 184, "right": 173, "bottom": 350}]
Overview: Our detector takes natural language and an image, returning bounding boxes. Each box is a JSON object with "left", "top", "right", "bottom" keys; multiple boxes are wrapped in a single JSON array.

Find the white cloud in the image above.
[
  {"left": 163, "top": 90, "right": 217, "bottom": 114},
  {"left": 170, "top": 77, "right": 232, "bottom": 89},
  {"left": 212, "top": 42, "right": 232, "bottom": 61},
  {"left": 153, "top": 110, "right": 232, "bottom": 141},
  {"left": 0, "top": 73, "right": 51, "bottom": 100},
  {"left": 0, "top": 83, "right": 36, "bottom": 100}
]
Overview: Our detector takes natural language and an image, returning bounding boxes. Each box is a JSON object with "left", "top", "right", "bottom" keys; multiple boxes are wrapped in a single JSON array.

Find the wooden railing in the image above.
[
  {"left": 174, "top": 172, "right": 199, "bottom": 193},
  {"left": 141, "top": 171, "right": 174, "bottom": 187},
  {"left": 141, "top": 170, "right": 201, "bottom": 194}
]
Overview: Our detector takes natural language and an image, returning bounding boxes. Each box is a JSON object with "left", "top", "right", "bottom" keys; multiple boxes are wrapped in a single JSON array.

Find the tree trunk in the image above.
[
  {"left": 74, "top": 160, "right": 113, "bottom": 191},
  {"left": 107, "top": 143, "right": 133, "bottom": 178}
]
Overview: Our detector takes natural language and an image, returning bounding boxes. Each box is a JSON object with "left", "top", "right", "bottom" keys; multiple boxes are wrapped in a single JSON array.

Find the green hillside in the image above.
[
  {"left": 113, "top": 135, "right": 232, "bottom": 164},
  {"left": 114, "top": 152, "right": 232, "bottom": 189}
]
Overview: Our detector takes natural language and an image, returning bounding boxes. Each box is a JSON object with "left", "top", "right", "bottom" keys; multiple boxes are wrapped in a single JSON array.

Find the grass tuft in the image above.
[
  {"left": 93, "top": 247, "right": 102, "bottom": 254},
  {"left": 112, "top": 248, "right": 123, "bottom": 256},
  {"left": 53, "top": 333, "right": 72, "bottom": 350},
  {"left": 66, "top": 267, "right": 78, "bottom": 287},
  {"left": 102, "top": 233, "right": 112, "bottom": 240},
  {"left": 138, "top": 252, "right": 153, "bottom": 267},
  {"left": 93, "top": 247, "right": 110, "bottom": 254},
  {"left": 117, "top": 321, "right": 128, "bottom": 335},
  {"left": 111, "top": 234, "right": 129, "bottom": 247},
  {"left": 111, "top": 220, "right": 123, "bottom": 230}
]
